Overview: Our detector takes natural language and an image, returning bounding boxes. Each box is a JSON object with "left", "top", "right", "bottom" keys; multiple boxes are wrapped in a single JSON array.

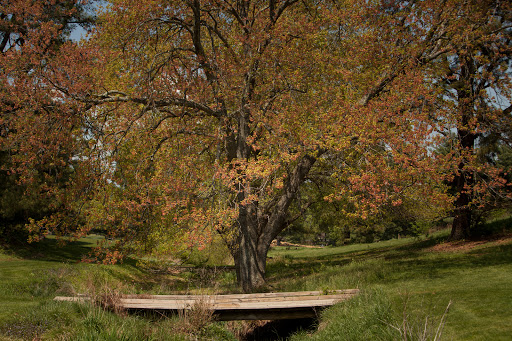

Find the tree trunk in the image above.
[
  {"left": 230, "top": 153, "right": 319, "bottom": 292},
  {"left": 450, "top": 153, "right": 474, "bottom": 241},
  {"left": 450, "top": 144, "right": 474, "bottom": 240},
  {"left": 451, "top": 172, "right": 471, "bottom": 240},
  {"left": 234, "top": 224, "right": 270, "bottom": 293},
  {"left": 451, "top": 206, "right": 471, "bottom": 240},
  {"left": 449, "top": 56, "right": 476, "bottom": 241}
]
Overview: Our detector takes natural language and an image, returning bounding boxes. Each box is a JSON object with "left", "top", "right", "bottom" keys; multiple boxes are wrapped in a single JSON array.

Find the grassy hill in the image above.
[
  {"left": 268, "top": 230, "right": 512, "bottom": 340},
  {"left": 1, "top": 223, "right": 511, "bottom": 340}
]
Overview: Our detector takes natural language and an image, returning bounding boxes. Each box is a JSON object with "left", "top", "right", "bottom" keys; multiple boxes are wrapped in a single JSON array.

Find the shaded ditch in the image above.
[{"left": 239, "top": 318, "right": 318, "bottom": 341}]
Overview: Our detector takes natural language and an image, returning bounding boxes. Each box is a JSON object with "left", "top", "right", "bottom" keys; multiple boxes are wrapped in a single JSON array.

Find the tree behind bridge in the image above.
[{"left": 53, "top": 0, "right": 509, "bottom": 291}]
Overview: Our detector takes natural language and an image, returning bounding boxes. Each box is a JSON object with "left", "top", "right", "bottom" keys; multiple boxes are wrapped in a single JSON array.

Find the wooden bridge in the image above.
[{"left": 55, "top": 289, "right": 359, "bottom": 320}]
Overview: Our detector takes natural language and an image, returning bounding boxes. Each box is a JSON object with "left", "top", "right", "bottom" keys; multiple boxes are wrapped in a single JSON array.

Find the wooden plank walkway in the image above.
[{"left": 55, "top": 289, "right": 359, "bottom": 320}]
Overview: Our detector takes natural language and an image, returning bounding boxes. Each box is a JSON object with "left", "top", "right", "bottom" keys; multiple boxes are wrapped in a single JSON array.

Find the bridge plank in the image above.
[
  {"left": 120, "top": 289, "right": 359, "bottom": 301},
  {"left": 54, "top": 289, "right": 360, "bottom": 320},
  {"left": 119, "top": 297, "right": 350, "bottom": 309}
]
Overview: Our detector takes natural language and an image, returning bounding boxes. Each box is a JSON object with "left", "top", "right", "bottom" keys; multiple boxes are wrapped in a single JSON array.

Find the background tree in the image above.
[
  {"left": 288, "top": 142, "right": 449, "bottom": 245},
  {"left": 0, "top": 0, "right": 95, "bottom": 243},
  {"left": 433, "top": 0, "right": 512, "bottom": 240}
]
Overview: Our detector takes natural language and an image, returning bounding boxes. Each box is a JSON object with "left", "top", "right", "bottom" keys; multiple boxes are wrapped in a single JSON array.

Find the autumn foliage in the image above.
[
  {"left": 0, "top": 0, "right": 94, "bottom": 241},
  {"left": 1, "top": 0, "right": 511, "bottom": 291}
]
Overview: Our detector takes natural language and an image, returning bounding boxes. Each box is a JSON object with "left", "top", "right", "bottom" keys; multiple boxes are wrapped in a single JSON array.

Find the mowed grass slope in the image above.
[
  {"left": 0, "top": 223, "right": 511, "bottom": 340},
  {"left": 268, "top": 229, "right": 512, "bottom": 340}
]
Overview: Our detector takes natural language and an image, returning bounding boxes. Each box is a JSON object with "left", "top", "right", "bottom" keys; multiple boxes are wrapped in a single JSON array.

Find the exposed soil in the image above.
[
  {"left": 270, "top": 240, "right": 323, "bottom": 249},
  {"left": 428, "top": 234, "right": 512, "bottom": 253}
]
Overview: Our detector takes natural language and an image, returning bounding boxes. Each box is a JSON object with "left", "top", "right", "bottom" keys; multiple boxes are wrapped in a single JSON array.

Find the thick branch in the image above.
[
  {"left": 262, "top": 151, "right": 323, "bottom": 246},
  {"left": 88, "top": 91, "right": 222, "bottom": 118}
]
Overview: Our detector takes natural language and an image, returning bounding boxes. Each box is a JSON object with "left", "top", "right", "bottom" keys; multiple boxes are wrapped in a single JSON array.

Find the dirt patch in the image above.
[
  {"left": 428, "top": 234, "right": 512, "bottom": 253},
  {"left": 270, "top": 241, "right": 323, "bottom": 249}
]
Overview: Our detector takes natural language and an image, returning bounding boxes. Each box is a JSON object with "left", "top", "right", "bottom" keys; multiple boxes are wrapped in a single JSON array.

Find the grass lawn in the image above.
[
  {"left": 1, "top": 226, "right": 511, "bottom": 340},
  {"left": 267, "top": 230, "right": 512, "bottom": 340}
]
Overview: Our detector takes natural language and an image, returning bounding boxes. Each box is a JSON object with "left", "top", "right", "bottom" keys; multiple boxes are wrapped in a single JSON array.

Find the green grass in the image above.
[
  {"left": 267, "top": 228, "right": 512, "bottom": 340},
  {"left": 0, "top": 236, "right": 223, "bottom": 340},
  {"left": 1, "top": 225, "right": 511, "bottom": 340}
]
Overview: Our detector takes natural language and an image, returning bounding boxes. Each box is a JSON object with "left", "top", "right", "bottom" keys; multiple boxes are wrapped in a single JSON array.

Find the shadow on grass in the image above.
[
  {"left": 267, "top": 234, "right": 512, "bottom": 288},
  {"left": 265, "top": 237, "right": 435, "bottom": 283},
  {"left": 5, "top": 238, "right": 93, "bottom": 262},
  {"left": 266, "top": 257, "right": 353, "bottom": 281},
  {"left": 4, "top": 235, "right": 139, "bottom": 267}
]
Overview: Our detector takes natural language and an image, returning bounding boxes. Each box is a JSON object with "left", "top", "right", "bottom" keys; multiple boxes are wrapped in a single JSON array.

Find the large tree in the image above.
[{"left": 53, "top": 0, "right": 502, "bottom": 291}]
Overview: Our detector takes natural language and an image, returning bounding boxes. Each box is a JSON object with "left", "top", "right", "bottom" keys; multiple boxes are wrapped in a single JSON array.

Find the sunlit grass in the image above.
[{"left": 267, "top": 228, "right": 512, "bottom": 340}]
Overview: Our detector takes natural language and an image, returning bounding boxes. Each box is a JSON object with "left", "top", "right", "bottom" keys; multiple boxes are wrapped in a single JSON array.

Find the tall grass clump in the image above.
[
  {"left": 290, "top": 290, "right": 397, "bottom": 341},
  {"left": 386, "top": 298, "right": 451, "bottom": 341},
  {"left": 0, "top": 301, "right": 76, "bottom": 340},
  {"left": 70, "top": 304, "right": 144, "bottom": 340},
  {"left": 290, "top": 289, "right": 452, "bottom": 341}
]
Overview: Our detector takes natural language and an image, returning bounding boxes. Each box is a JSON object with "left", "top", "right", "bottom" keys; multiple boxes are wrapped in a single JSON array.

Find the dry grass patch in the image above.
[
  {"left": 428, "top": 234, "right": 512, "bottom": 253},
  {"left": 174, "top": 298, "right": 216, "bottom": 335}
]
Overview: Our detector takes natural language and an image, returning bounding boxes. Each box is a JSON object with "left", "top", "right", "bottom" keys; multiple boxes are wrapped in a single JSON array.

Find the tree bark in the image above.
[
  {"left": 449, "top": 54, "right": 476, "bottom": 241},
  {"left": 234, "top": 222, "right": 270, "bottom": 292},
  {"left": 450, "top": 169, "right": 472, "bottom": 240},
  {"left": 451, "top": 206, "right": 471, "bottom": 240},
  {"left": 450, "top": 142, "right": 475, "bottom": 240},
  {"left": 232, "top": 153, "right": 319, "bottom": 292}
]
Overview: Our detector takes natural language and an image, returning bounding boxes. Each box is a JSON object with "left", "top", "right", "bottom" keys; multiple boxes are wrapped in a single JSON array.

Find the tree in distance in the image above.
[
  {"left": 433, "top": 2, "right": 512, "bottom": 240},
  {"left": 0, "top": 0, "right": 95, "bottom": 243}
]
